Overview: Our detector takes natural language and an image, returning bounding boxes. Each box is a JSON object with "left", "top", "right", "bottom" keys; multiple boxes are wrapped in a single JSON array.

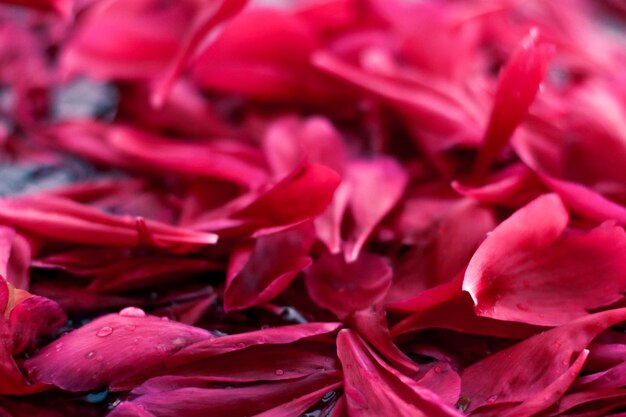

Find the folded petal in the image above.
[
  {"left": 473, "top": 28, "right": 553, "bottom": 178},
  {"left": 305, "top": 252, "right": 392, "bottom": 319},
  {"left": 344, "top": 157, "right": 408, "bottom": 261},
  {"left": 224, "top": 222, "right": 315, "bottom": 311},
  {"left": 232, "top": 163, "right": 341, "bottom": 229},
  {"left": 108, "top": 372, "right": 341, "bottom": 417},
  {"left": 460, "top": 308, "right": 626, "bottom": 413},
  {"left": 337, "top": 330, "right": 463, "bottom": 417},
  {"left": 464, "top": 193, "right": 626, "bottom": 326}
]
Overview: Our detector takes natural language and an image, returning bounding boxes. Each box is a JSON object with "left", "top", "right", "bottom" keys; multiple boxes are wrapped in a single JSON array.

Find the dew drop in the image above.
[
  {"left": 85, "top": 351, "right": 95, "bottom": 359},
  {"left": 160, "top": 316, "right": 170, "bottom": 321},
  {"left": 119, "top": 307, "right": 146, "bottom": 318},
  {"left": 96, "top": 326, "right": 113, "bottom": 337},
  {"left": 172, "top": 337, "right": 186, "bottom": 346},
  {"left": 274, "top": 369, "right": 285, "bottom": 376},
  {"left": 433, "top": 366, "right": 442, "bottom": 373},
  {"left": 516, "top": 303, "right": 529, "bottom": 311},
  {"left": 486, "top": 395, "right": 498, "bottom": 404},
  {"left": 55, "top": 342, "right": 63, "bottom": 351}
]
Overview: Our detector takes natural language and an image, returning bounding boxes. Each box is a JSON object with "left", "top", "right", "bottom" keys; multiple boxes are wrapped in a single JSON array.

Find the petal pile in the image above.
[{"left": 0, "top": 0, "right": 626, "bottom": 416}]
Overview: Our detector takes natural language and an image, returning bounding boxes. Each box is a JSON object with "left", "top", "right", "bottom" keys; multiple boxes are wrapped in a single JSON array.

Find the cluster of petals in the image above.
[{"left": 0, "top": 0, "right": 626, "bottom": 416}]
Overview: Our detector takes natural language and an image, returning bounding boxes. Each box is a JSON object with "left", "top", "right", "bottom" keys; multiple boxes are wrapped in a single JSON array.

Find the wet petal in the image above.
[
  {"left": 24, "top": 310, "right": 211, "bottom": 391},
  {"left": 464, "top": 193, "right": 626, "bottom": 326}
]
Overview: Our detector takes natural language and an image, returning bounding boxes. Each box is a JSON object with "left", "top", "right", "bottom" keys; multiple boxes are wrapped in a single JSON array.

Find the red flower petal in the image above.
[
  {"left": 224, "top": 222, "right": 315, "bottom": 311},
  {"left": 337, "top": 329, "right": 463, "bottom": 417},
  {"left": 305, "top": 251, "right": 392, "bottom": 319},
  {"left": 0, "top": 195, "right": 218, "bottom": 250},
  {"left": 232, "top": 163, "right": 341, "bottom": 229},
  {"left": 460, "top": 308, "right": 626, "bottom": 413},
  {"left": 344, "top": 157, "right": 408, "bottom": 261},
  {"left": 473, "top": 28, "right": 553, "bottom": 178},
  {"left": 108, "top": 372, "right": 341, "bottom": 417},
  {"left": 464, "top": 193, "right": 626, "bottom": 326},
  {"left": 24, "top": 309, "right": 211, "bottom": 391}
]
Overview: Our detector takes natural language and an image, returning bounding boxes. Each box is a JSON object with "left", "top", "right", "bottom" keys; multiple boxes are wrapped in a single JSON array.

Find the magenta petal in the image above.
[
  {"left": 337, "top": 330, "right": 463, "bottom": 417},
  {"left": 0, "top": 0, "right": 71, "bottom": 16},
  {"left": 109, "top": 127, "right": 268, "bottom": 188},
  {"left": 263, "top": 116, "right": 347, "bottom": 178},
  {"left": 305, "top": 252, "right": 392, "bottom": 318},
  {"left": 151, "top": 0, "right": 249, "bottom": 106},
  {"left": 24, "top": 310, "right": 211, "bottom": 391},
  {"left": 233, "top": 163, "right": 341, "bottom": 229},
  {"left": 498, "top": 349, "right": 588, "bottom": 417},
  {"left": 165, "top": 322, "right": 342, "bottom": 367},
  {"left": 460, "top": 308, "right": 626, "bottom": 413},
  {"left": 344, "top": 157, "right": 408, "bottom": 262},
  {"left": 473, "top": 28, "right": 553, "bottom": 178},
  {"left": 108, "top": 372, "right": 341, "bottom": 417},
  {"left": 224, "top": 222, "right": 315, "bottom": 311},
  {"left": 464, "top": 193, "right": 626, "bottom": 326},
  {"left": 351, "top": 305, "right": 419, "bottom": 375},
  {"left": 541, "top": 174, "right": 626, "bottom": 225},
  {"left": 9, "top": 294, "right": 66, "bottom": 355},
  {"left": 0, "top": 195, "right": 218, "bottom": 250}
]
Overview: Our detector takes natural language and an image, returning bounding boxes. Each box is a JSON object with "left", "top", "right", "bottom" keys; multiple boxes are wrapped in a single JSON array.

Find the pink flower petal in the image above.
[
  {"left": 498, "top": 349, "right": 588, "bottom": 417},
  {"left": 464, "top": 193, "right": 626, "bottom": 326},
  {"left": 109, "top": 127, "right": 269, "bottom": 189},
  {"left": 473, "top": 28, "right": 553, "bottom": 178},
  {"left": 344, "top": 157, "right": 407, "bottom": 261},
  {"left": 460, "top": 308, "right": 626, "bottom": 413},
  {"left": 224, "top": 222, "right": 315, "bottom": 311},
  {"left": 108, "top": 372, "right": 341, "bottom": 417},
  {"left": 305, "top": 251, "right": 392, "bottom": 319},
  {"left": 24, "top": 310, "right": 211, "bottom": 391},
  {"left": 232, "top": 163, "right": 341, "bottom": 229},
  {"left": 0, "top": 195, "right": 218, "bottom": 250},
  {"left": 337, "top": 329, "right": 463, "bottom": 417}
]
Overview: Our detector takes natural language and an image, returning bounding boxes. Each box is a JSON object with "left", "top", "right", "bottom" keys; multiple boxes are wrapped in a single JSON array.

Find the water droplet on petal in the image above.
[
  {"left": 274, "top": 369, "right": 284, "bottom": 376},
  {"left": 119, "top": 307, "right": 146, "bottom": 318},
  {"left": 125, "top": 324, "right": 136, "bottom": 331},
  {"left": 172, "top": 337, "right": 186, "bottom": 346},
  {"left": 433, "top": 366, "right": 442, "bottom": 373},
  {"left": 96, "top": 326, "right": 113, "bottom": 337},
  {"left": 55, "top": 342, "right": 63, "bottom": 351},
  {"left": 516, "top": 303, "right": 529, "bottom": 311},
  {"left": 160, "top": 316, "right": 170, "bottom": 321},
  {"left": 486, "top": 395, "right": 498, "bottom": 404},
  {"left": 85, "top": 351, "right": 95, "bottom": 359}
]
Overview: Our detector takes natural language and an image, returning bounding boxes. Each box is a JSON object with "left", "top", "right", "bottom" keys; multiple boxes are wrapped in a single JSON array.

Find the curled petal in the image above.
[
  {"left": 305, "top": 252, "right": 392, "bottom": 319},
  {"left": 464, "top": 193, "right": 626, "bottom": 326}
]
